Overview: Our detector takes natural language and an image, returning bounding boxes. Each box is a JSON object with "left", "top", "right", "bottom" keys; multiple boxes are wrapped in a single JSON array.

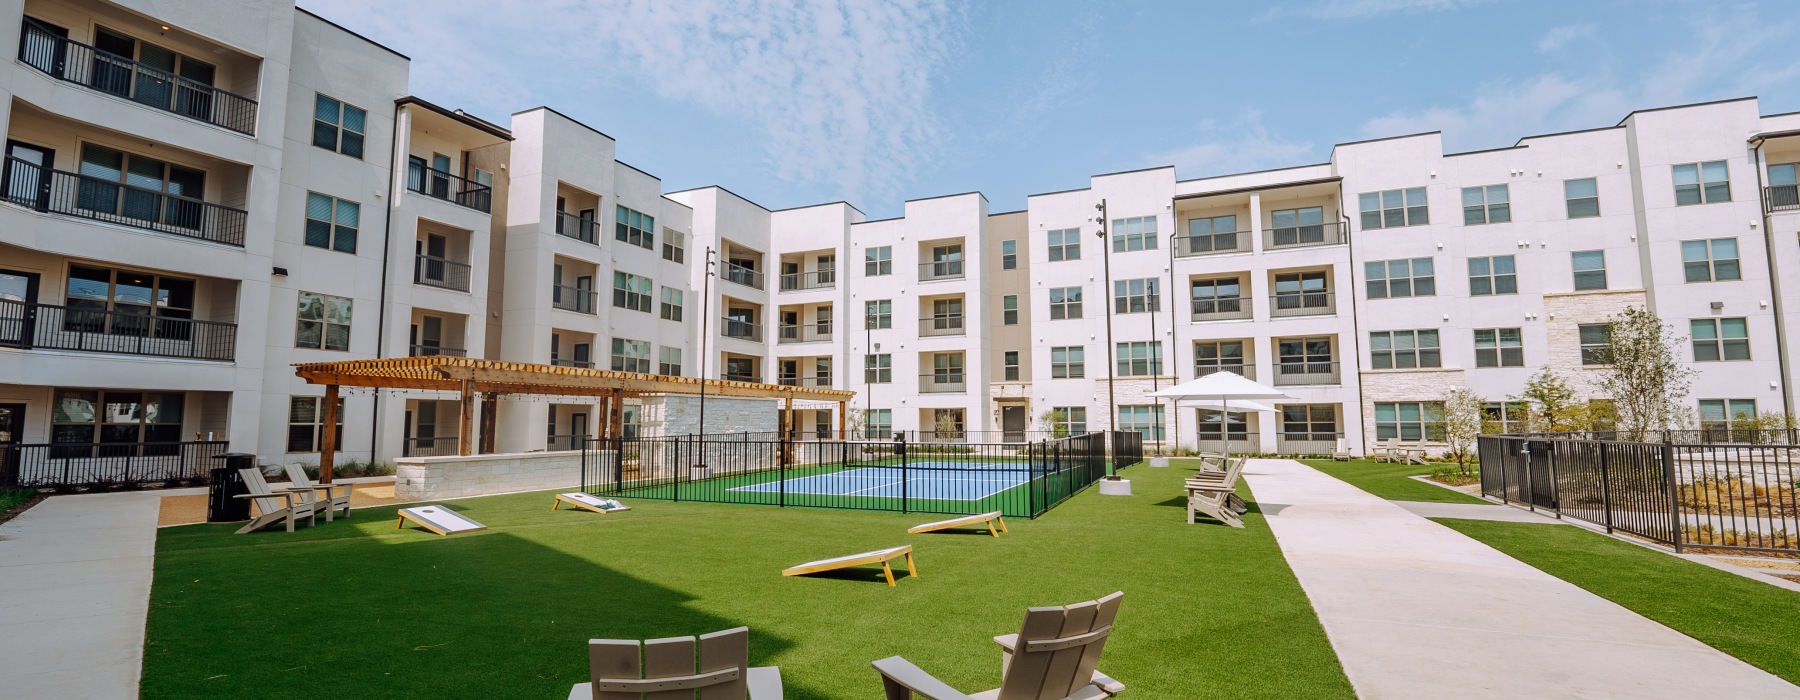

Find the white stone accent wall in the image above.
[
  {"left": 1359, "top": 368, "right": 1468, "bottom": 453},
  {"left": 394, "top": 450, "right": 607, "bottom": 501},
  {"left": 639, "top": 395, "right": 782, "bottom": 437},
  {"left": 1542, "top": 289, "right": 1646, "bottom": 397}
]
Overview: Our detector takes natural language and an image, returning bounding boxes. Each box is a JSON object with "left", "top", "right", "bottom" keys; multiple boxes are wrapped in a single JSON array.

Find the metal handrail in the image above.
[
  {"left": 406, "top": 160, "right": 493, "bottom": 213},
  {"left": 1194, "top": 364, "right": 1256, "bottom": 381},
  {"left": 19, "top": 20, "right": 257, "bottom": 134},
  {"left": 1269, "top": 291, "right": 1335, "bottom": 317},
  {"left": 919, "top": 372, "right": 967, "bottom": 393},
  {"left": 920, "top": 259, "right": 965, "bottom": 281},
  {"left": 1190, "top": 295, "right": 1251, "bottom": 321},
  {"left": 413, "top": 254, "right": 471, "bottom": 292},
  {"left": 3, "top": 156, "right": 247, "bottom": 246},
  {"left": 1263, "top": 219, "right": 1347, "bottom": 249},
  {"left": 919, "top": 315, "right": 966, "bottom": 337},
  {"left": 553, "top": 211, "right": 599, "bottom": 244},
  {"left": 723, "top": 263, "right": 765, "bottom": 290},
  {"left": 1173, "top": 230, "right": 1249, "bottom": 258},
  {"left": 722, "top": 317, "right": 762, "bottom": 341},
  {"left": 550, "top": 356, "right": 594, "bottom": 368},
  {"left": 778, "top": 269, "right": 836, "bottom": 291},
  {"left": 1764, "top": 185, "right": 1800, "bottom": 213},
  {"left": 776, "top": 323, "right": 833, "bottom": 343},
  {"left": 551, "top": 284, "right": 598, "bottom": 314},
  {"left": 407, "top": 343, "right": 466, "bottom": 357},
  {"left": 0, "top": 298, "right": 235, "bottom": 361},
  {"left": 1272, "top": 360, "right": 1341, "bottom": 386}
]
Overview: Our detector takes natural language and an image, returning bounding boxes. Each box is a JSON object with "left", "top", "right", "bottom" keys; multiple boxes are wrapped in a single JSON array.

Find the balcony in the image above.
[
  {"left": 550, "top": 356, "right": 594, "bottom": 369},
  {"left": 1269, "top": 291, "right": 1335, "bottom": 318},
  {"left": 0, "top": 298, "right": 234, "bottom": 362},
  {"left": 403, "top": 436, "right": 459, "bottom": 457},
  {"left": 919, "top": 260, "right": 964, "bottom": 281},
  {"left": 778, "top": 269, "right": 836, "bottom": 292},
  {"left": 778, "top": 376, "right": 834, "bottom": 387},
  {"left": 1276, "top": 432, "right": 1344, "bottom": 455},
  {"left": 919, "top": 372, "right": 967, "bottom": 394},
  {"left": 1174, "top": 230, "right": 1249, "bottom": 258},
  {"left": 1764, "top": 185, "right": 1800, "bottom": 213},
  {"left": 776, "top": 323, "right": 832, "bottom": 344},
  {"left": 724, "top": 263, "right": 765, "bottom": 290},
  {"left": 1194, "top": 364, "right": 1256, "bottom": 381},
  {"left": 722, "top": 317, "right": 762, "bottom": 342},
  {"left": 919, "top": 315, "right": 966, "bottom": 337},
  {"left": 724, "top": 372, "right": 759, "bottom": 383},
  {"left": 408, "top": 343, "right": 466, "bottom": 358},
  {"left": 1273, "top": 361, "right": 1341, "bottom": 387},
  {"left": 7, "top": 439, "right": 227, "bottom": 489},
  {"left": 552, "top": 285, "right": 597, "bottom": 314},
  {"left": 406, "top": 160, "right": 492, "bottom": 213},
  {"left": 546, "top": 434, "right": 587, "bottom": 451},
  {"left": 18, "top": 20, "right": 257, "bottom": 135},
  {"left": 1191, "top": 297, "right": 1252, "bottom": 322},
  {"left": 1263, "top": 220, "right": 1346, "bottom": 250},
  {"left": 413, "top": 255, "right": 472, "bottom": 292},
  {"left": 554, "top": 211, "right": 599, "bottom": 245},
  {"left": 3, "top": 156, "right": 246, "bottom": 246}
]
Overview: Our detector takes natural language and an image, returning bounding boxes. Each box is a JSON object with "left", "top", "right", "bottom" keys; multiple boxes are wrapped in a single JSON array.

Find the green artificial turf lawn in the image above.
[
  {"left": 144, "top": 460, "right": 1353, "bottom": 699},
  {"left": 1300, "top": 459, "right": 1487, "bottom": 504},
  {"left": 1440, "top": 519, "right": 1800, "bottom": 684}
]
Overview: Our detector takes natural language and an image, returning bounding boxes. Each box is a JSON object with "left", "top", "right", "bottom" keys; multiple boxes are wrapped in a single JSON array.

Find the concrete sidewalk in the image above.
[{"left": 1243, "top": 458, "right": 1800, "bottom": 700}]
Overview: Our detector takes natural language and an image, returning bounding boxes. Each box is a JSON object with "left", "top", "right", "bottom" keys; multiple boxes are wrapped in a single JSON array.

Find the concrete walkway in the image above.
[{"left": 1243, "top": 458, "right": 1800, "bottom": 699}]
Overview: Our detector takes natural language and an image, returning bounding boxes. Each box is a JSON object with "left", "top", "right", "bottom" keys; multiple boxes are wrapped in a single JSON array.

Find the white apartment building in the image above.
[{"left": 4, "top": 1, "right": 1799, "bottom": 482}]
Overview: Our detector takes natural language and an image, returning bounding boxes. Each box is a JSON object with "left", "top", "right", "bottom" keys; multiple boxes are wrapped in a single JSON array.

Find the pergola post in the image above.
[
  {"left": 458, "top": 379, "right": 475, "bottom": 456},
  {"left": 480, "top": 394, "right": 500, "bottom": 454},
  {"left": 320, "top": 384, "right": 338, "bottom": 483},
  {"left": 837, "top": 400, "right": 847, "bottom": 438},
  {"left": 781, "top": 395, "right": 794, "bottom": 465},
  {"left": 608, "top": 389, "right": 624, "bottom": 441}
]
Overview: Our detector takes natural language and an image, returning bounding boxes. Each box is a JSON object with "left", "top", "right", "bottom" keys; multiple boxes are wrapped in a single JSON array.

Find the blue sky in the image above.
[{"left": 302, "top": 0, "right": 1800, "bottom": 218}]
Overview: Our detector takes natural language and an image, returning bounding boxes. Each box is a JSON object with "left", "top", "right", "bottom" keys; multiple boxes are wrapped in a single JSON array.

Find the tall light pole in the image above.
[
  {"left": 695, "top": 247, "right": 716, "bottom": 471},
  {"left": 1165, "top": 224, "right": 1183, "bottom": 457},
  {"left": 1095, "top": 200, "right": 1118, "bottom": 476}
]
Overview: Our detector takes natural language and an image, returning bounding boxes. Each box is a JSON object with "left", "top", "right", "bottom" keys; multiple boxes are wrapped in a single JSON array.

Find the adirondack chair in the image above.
[
  {"left": 569, "top": 626, "right": 782, "bottom": 700},
  {"left": 1400, "top": 445, "right": 1429, "bottom": 466},
  {"left": 1186, "top": 459, "right": 1247, "bottom": 527},
  {"left": 284, "top": 463, "right": 354, "bottom": 521},
  {"left": 872, "top": 591, "right": 1125, "bottom": 700},
  {"left": 1186, "top": 457, "right": 1248, "bottom": 514},
  {"left": 1370, "top": 438, "right": 1400, "bottom": 463},
  {"left": 234, "top": 467, "right": 319, "bottom": 534},
  {"left": 1332, "top": 439, "right": 1353, "bottom": 461}
]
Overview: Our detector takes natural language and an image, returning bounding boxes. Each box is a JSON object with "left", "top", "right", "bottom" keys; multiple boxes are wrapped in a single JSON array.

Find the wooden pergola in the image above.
[{"left": 293, "top": 356, "right": 856, "bottom": 481}]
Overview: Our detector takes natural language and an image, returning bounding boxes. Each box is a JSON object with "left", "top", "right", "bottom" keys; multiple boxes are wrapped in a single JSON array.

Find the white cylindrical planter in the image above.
[
  {"left": 1099, "top": 478, "right": 1132, "bottom": 496},
  {"left": 1149, "top": 456, "right": 1170, "bottom": 467}
]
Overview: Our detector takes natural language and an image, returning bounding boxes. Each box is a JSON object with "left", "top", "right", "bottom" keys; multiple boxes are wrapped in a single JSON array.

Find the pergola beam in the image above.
[{"left": 292, "top": 356, "right": 854, "bottom": 403}]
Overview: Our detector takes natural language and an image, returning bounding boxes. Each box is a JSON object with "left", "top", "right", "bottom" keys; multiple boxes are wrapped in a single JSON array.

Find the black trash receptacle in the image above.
[{"left": 207, "top": 453, "right": 256, "bottom": 522}]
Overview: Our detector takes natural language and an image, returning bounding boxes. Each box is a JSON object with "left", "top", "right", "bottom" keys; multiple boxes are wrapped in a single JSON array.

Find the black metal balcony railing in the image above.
[
  {"left": 413, "top": 254, "right": 471, "bottom": 292},
  {"left": 1270, "top": 291, "right": 1335, "bottom": 317},
  {"left": 3, "top": 440, "right": 228, "bottom": 490},
  {"left": 18, "top": 21, "right": 257, "bottom": 135},
  {"left": 552, "top": 285, "right": 598, "bottom": 314},
  {"left": 722, "top": 317, "right": 762, "bottom": 342},
  {"left": 1263, "top": 220, "right": 1347, "bottom": 249},
  {"left": 1274, "top": 360, "right": 1341, "bottom": 386},
  {"left": 1174, "top": 230, "right": 1248, "bottom": 258},
  {"left": 3, "top": 156, "right": 247, "bottom": 246},
  {"left": 1190, "top": 296, "right": 1252, "bottom": 321},
  {"left": 402, "top": 436, "right": 458, "bottom": 457},
  {"left": 776, "top": 323, "right": 833, "bottom": 344},
  {"left": 554, "top": 211, "right": 599, "bottom": 245},
  {"left": 546, "top": 434, "right": 588, "bottom": 451},
  {"left": 1195, "top": 364, "right": 1256, "bottom": 381},
  {"left": 0, "top": 298, "right": 235, "bottom": 361},
  {"left": 920, "top": 259, "right": 964, "bottom": 281},
  {"left": 724, "top": 372, "right": 759, "bottom": 383},
  {"left": 408, "top": 343, "right": 466, "bottom": 358},
  {"left": 920, "top": 372, "right": 967, "bottom": 393},
  {"left": 724, "top": 263, "right": 765, "bottom": 290},
  {"left": 919, "top": 315, "right": 966, "bottom": 337},
  {"left": 406, "top": 160, "right": 492, "bottom": 213},
  {"left": 1764, "top": 185, "right": 1800, "bottom": 213},
  {"left": 550, "top": 356, "right": 594, "bottom": 369},
  {"left": 778, "top": 269, "right": 836, "bottom": 291},
  {"left": 777, "top": 376, "right": 834, "bottom": 387}
]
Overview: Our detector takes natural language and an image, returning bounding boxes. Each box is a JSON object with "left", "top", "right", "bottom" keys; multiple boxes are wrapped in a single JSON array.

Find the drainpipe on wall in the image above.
[
  {"left": 1750, "top": 138, "right": 1795, "bottom": 417},
  {"left": 1339, "top": 182, "right": 1368, "bottom": 456},
  {"left": 370, "top": 104, "right": 404, "bottom": 460}
]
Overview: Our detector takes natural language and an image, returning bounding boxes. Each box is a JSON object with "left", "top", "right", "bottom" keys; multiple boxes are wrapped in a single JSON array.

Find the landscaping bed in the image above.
[
  {"left": 0, "top": 488, "right": 42, "bottom": 526},
  {"left": 1301, "top": 459, "right": 1487, "bottom": 504}
]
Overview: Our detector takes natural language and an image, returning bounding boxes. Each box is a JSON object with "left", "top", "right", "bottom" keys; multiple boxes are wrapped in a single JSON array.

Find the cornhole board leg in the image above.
[
  {"left": 904, "top": 552, "right": 918, "bottom": 579},
  {"left": 882, "top": 561, "right": 895, "bottom": 587}
]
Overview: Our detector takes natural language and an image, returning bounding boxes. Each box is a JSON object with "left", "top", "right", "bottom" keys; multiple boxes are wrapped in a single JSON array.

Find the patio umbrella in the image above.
[{"left": 1151, "top": 372, "right": 1292, "bottom": 460}]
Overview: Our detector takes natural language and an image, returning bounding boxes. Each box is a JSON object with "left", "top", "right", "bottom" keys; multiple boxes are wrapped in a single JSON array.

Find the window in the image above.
[
  {"left": 304, "top": 192, "right": 360, "bottom": 253},
  {"left": 287, "top": 395, "right": 344, "bottom": 453},
  {"left": 1772, "top": 163, "right": 1800, "bottom": 187},
  {"left": 296, "top": 291, "right": 352, "bottom": 351},
  {"left": 1468, "top": 256, "right": 1517, "bottom": 296},
  {"left": 816, "top": 254, "right": 836, "bottom": 285},
  {"left": 865, "top": 409, "right": 893, "bottom": 439},
  {"left": 1572, "top": 250, "right": 1607, "bottom": 290},
  {"left": 662, "top": 229, "right": 686, "bottom": 263},
  {"left": 76, "top": 144, "right": 207, "bottom": 228},
  {"left": 1369, "top": 330, "right": 1440, "bottom": 369},
  {"left": 1116, "top": 341, "right": 1162, "bottom": 377},
  {"left": 1474, "top": 328, "right": 1525, "bottom": 367},
  {"left": 864, "top": 353, "right": 891, "bottom": 384},
  {"left": 1691, "top": 318, "right": 1749, "bottom": 361},
  {"left": 1001, "top": 240, "right": 1017, "bottom": 270},
  {"left": 1118, "top": 405, "right": 1165, "bottom": 441},
  {"left": 1698, "top": 399, "right": 1757, "bottom": 438},
  {"left": 658, "top": 347, "right": 682, "bottom": 376},
  {"left": 1365, "top": 258, "right": 1435, "bottom": 299},
  {"left": 1194, "top": 341, "right": 1246, "bottom": 376},
  {"left": 1673, "top": 160, "right": 1730, "bottom": 205},
  {"left": 312, "top": 94, "right": 366, "bottom": 158},
  {"left": 1002, "top": 295, "right": 1019, "bottom": 325},
  {"left": 1051, "top": 407, "right": 1087, "bottom": 436},
  {"left": 1681, "top": 238, "right": 1741, "bottom": 282},
  {"left": 1359, "top": 188, "right": 1429, "bottom": 229},
  {"left": 1462, "top": 185, "right": 1510, "bottom": 225},
  {"left": 1049, "top": 286, "right": 1083, "bottom": 320},
  {"left": 1484, "top": 402, "right": 1527, "bottom": 434},
  {"left": 1197, "top": 409, "right": 1248, "bottom": 442},
  {"left": 816, "top": 358, "right": 833, "bottom": 385},
  {"left": 612, "top": 272, "right": 653, "bottom": 312},
  {"left": 1281, "top": 405, "right": 1338, "bottom": 441},
  {"left": 1278, "top": 337, "right": 1334, "bottom": 379},
  {"left": 1269, "top": 206, "right": 1326, "bottom": 246},
  {"left": 930, "top": 298, "right": 963, "bottom": 330},
  {"left": 1113, "top": 278, "right": 1160, "bottom": 314},
  {"left": 1190, "top": 277, "right": 1243, "bottom": 317},
  {"left": 1111, "top": 215, "right": 1157, "bottom": 252},
  {"left": 932, "top": 354, "right": 965, "bottom": 384},
  {"left": 62, "top": 265, "right": 195, "bottom": 338},
  {"left": 51, "top": 390, "right": 185, "bottom": 449},
  {"left": 1273, "top": 271, "right": 1330, "bottom": 311},
  {"left": 1185, "top": 215, "right": 1241, "bottom": 252},
  {"left": 659, "top": 287, "right": 683, "bottom": 322},
  {"left": 865, "top": 299, "right": 892, "bottom": 329},
  {"left": 1047, "top": 228, "right": 1081, "bottom": 261},
  {"left": 1565, "top": 178, "right": 1599, "bottom": 218},
  {"left": 927, "top": 244, "right": 963, "bottom": 278},
  {"left": 1051, "top": 346, "right": 1085, "bottom": 379},
  {"left": 1374, "top": 402, "right": 1444, "bottom": 441},
  {"left": 1003, "top": 351, "right": 1020, "bottom": 381},
  {"left": 610, "top": 338, "right": 651, "bottom": 373},
  {"left": 1579, "top": 323, "right": 1611, "bottom": 365},
  {"left": 864, "top": 246, "right": 892, "bottom": 276},
  {"left": 614, "top": 206, "right": 654, "bottom": 249}
]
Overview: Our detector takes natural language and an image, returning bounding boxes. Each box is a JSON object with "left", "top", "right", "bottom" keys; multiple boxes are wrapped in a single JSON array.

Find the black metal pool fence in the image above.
[
  {"left": 1478, "top": 434, "right": 1800, "bottom": 554},
  {"left": 580, "top": 432, "right": 1114, "bottom": 518}
]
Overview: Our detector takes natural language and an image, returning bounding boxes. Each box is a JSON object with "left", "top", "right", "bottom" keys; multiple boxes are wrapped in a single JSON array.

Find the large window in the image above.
[
  {"left": 1278, "top": 337, "right": 1334, "bottom": 378},
  {"left": 610, "top": 338, "right": 651, "bottom": 373},
  {"left": 932, "top": 354, "right": 964, "bottom": 384},
  {"left": 659, "top": 287, "right": 684, "bottom": 322},
  {"left": 63, "top": 265, "right": 195, "bottom": 338},
  {"left": 1462, "top": 184, "right": 1510, "bottom": 225},
  {"left": 1673, "top": 160, "right": 1730, "bottom": 205},
  {"left": 287, "top": 395, "right": 344, "bottom": 453},
  {"left": 1565, "top": 178, "right": 1599, "bottom": 218},
  {"left": 1484, "top": 402, "right": 1528, "bottom": 434},
  {"left": 1681, "top": 238, "right": 1740, "bottom": 282},
  {"left": 1281, "top": 405, "right": 1338, "bottom": 441},
  {"left": 1468, "top": 255, "right": 1516, "bottom": 296},
  {"left": 51, "top": 390, "right": 184, "bottom": 448},
  {"left": 615, "top": 206, "right": 654, "bottom": 249},
  {"left": 1111, "top": 216, "right": 1157, "bottom": 252},
  {"left": 1116, "top": 341, "right": 1162, "bottom": 377},
  {"left": 1197, "top": 409, "right": 1248, "bottom": 442},
  {"left": 1001, "top": 240, "right": 1018, "bottom": 270},
  {"left": 1051, "top": 407, "right": 1087, "bottom": 437},
  {"left": 76, "top": 144, "right": 207, "bottom": 229},
  {"left": 864, "top": 353, "right": 891, "bottom": 384},
  {"left": 658, "top": 347, "right": 682, "bottom": 376},
  {"left": 304, "top": 192, "right": 360, "bottom": 253},
  {"left": 1049, "top": 286, "right": 1083, "bottom": 319},
  {"left": 1474, "top": 328, "right": 1524, "bottom": 367},
  {"left": 1698, "top": 399, "right": 1757, "bottom": 438},
  {"left": 1051, "top": 346, "right": 1085, "bottom": 379},
  {"left": 1002, "top": 295, "right": 1019, "bottom": 325},
  {"left": 1572, "top": 250, "right": 1607, "bottom": 290},
  {"left": 612, "top": 272, "right": 653, "bottom": 313},
  {"left": 296, "top": 291, "right": 352, "bottom": 351},
  {"left": 1269, "top": 206, "right": 1325, "bottom": 246},
  {"left": 662, "top": 229, "right": 686, "bottom": 263},
  {"left": 1360, "top": 187, "right": 1429, "bottom": 229},
  {"left": 1366, "top": 258, "right": 1435, "bottom": 299},
  {"left": 865, "top": 299, "right": 892, "bottom": 329},
  {"left": 1579, "top": 323, "right": 1611, "bottom": 365},
  {"left": 1273, "top": 271, "right": 1330, "bottom": 312},
  {"left": 1113, "top": 278, "right": 1160, "bottom": 314},
  {"left": 1186, "top": 215, "right": 1240, "bottom": 252},
  {"left": 1047, "top": 228, "right": 1081, "bottom": 261},
  {"left": 1374, "top": 402, "right": 1444, "bottom": 441},
  {"left": 865, "top": 409, "right": 893, "bottom": 439},
  {"left": 864, "top": 246, "right": 892, "bottom": 276},
  {"left": 312, "top": 94, "right": 366, "bottom": 158},
  {"left": 1190, "top": 277, "right": 1243, "bottom": 316},
  {"left": 1118, "top": 405, "right": 1165, "bottom": 441},
  {"left": 1194, "top": 341, "right": 1246, "bottom": 376},
  {"left": 1691, "top": 318, "right": 1749, "bottom": 362},
  {"left": 928, "top": 244, "right": 963, "bottom": 277},
  {"left": 1369, "top": 330, "right": 1440, "bottom": 369}
]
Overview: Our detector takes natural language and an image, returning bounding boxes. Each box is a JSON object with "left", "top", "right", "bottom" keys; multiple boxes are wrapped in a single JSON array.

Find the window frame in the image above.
[
  {"left": 1049, "top": 286, "right": 1083, "bottom": 320},
  {"left": 1571, "top": 250, "right": 1608, "bottom": 291},
  {"left": 1051, "top": 346, "right": 1085, "bottom": 379},
  {"left": 1112, "top": 278, "right": 1160, "bottom": 314},
  {"left": 864, "top": 353, "right": 892, "bottom": 384},
  {"left": 1467, "top": 255, "right": 1517, "bottom": 296},
  {"left": 1368, "top": 329, "right": 1441, "bottom": 370},
  {"left": 1681, "top": 238, "right": 1741, "bottom": 283},
  {"left": 1461, "top": 184, "right": 1511, "bottom": 225},
  {"left": 304, "top": 192, "right": 360, "bottom": 254},
  {"left": 311, "top": 94, "right": 366, "bottom": 158},
  {"left": 1579, "top": 323, "right": 1611, "bottom": 365},
  {"left": 286, "top": 395, "right": 345, "bottom": 453},
  {"left": 865, "top": 299, "right": 892, "bottom": 329},
  {"left": 1673, "top": 160, "right": 1730, "bottom": 205},
  {"left": 1365, "top": 257, "right": 1436, "bottom": 299},
  {"left": 1374, "top": 402, "right": 1445, "bottom": 441},
  {"left": 1002, "top": 295, "right": 1019, "bottom": 325},
  {"left": 1473, "top": 327, "right": 1525, "bottom": 368},
  {"left": 614, "top": 206, "right": 654, "bottom": 250},
  {"left": 1115, "top": 341, "right": 1162, "bottom": 377},
  {"left": 1358, "top": 187, "right": 1429, "bottom": 229},
  {"left": 295, "top": 290, "right": 352, "bottom": 351},
  {"left": 864, "top": 246, "right": 892, "bottom": 276},
  {"left": 1117, "top": 405, "right": 1165, "bottom": 441},
  {"left": 1564, "top": 178, "right": 1600, "bottom": 218},
  {"left": 609, "top": 337, "right": 652, "bottom": 374},
  {"left": 1001, "top": 239, "right": 1017, "bottom": 270},
  {"left": 659, "top": 286, "right": 684, "bottom": 322},
  {"left": 662, "top": 229, "right": 686, "bottom": 263},
  {"left": 1047, "top": 228, "right": 1082, "bottom": 261},
  {"left": 1003, "top": 350, "right": 1020, "bottom": 381},
  {"left": 612, "top": 271, "right": 653, "bottom": 313},
  {"left": 1690, "top": 317, "right": 1750, "bottom": 362},
  {"left": 658, "top": 346, "right": 682, "bottom": 376},
  {"left": 1110, "top": 215, "right": 1157, "bottom": 252}
]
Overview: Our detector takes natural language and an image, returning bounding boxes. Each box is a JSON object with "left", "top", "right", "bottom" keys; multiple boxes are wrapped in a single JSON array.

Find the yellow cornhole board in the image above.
[
  {"left": 552, "top": 492, "right": 632, "bottom": 514},
  {"left": 907, "top": 511, "right": 1007, "bottom": 537},
  {"left": 395, "top": 505, "right": 487, "bottom": 536},
  {"left": 782, "top": 545, "right": 917, "bottom": 587}
]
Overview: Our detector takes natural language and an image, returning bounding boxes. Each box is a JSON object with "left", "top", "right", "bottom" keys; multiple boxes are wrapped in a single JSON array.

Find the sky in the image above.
[{"left": 300, "top": 0, "right": 1800, "bottom": 219}]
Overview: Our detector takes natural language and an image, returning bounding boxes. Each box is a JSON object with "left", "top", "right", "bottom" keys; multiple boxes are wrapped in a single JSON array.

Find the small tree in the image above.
[
  {"left": 1039, "top": 408, "right": 1069, "bottom": 438},
  {"left": 933, "top": 410, "right": 963, "bottom": 439},
  {"left": 1598, "top": 307, "right": 1695, "bottom": 440},
  {"left": 1514, "top": 367, "right": 1589, "bottom": 433},
  {"left": 1440, "top": 387, "right": 1485, "bottom": 475},
  {"left": 844, "top": 408, "right": 868, "bottom": 439}
]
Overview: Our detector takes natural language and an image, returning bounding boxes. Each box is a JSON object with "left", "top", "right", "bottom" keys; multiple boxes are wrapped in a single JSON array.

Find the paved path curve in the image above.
[{"left": 1243, "top": 458, "right": 1800, "bottom": 700}]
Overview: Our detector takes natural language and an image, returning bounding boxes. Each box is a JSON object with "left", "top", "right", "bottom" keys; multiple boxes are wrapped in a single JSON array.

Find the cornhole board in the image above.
[
  {"left": 907, "top": 510, "right": 1007, "bottom": 537},
  {"left": 551, "top": 492, "right": 631, "bottom": 514},
  {"left": 395, "top": 505, "right": 487, "bottom": 536},
  {"left": 782, "top": 545, "right": 917, "bottom": 587}
]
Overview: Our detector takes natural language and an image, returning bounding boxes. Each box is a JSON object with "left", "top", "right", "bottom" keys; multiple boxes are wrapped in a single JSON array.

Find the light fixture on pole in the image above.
[
  {"left": 1095, "top": 199, "right": 1119, "bottom": 478},
  {"left": 695, "top": 247, "right": 716, "bottom": 472}
]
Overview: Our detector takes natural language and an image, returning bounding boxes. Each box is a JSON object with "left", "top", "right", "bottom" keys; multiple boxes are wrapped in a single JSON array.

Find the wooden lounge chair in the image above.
[
  {"left": 234, "top": 467, "right": 318, "bottom": 534},
  {"left": 1332, "top": 439, "right": 1353, "bottom": 461},
  {"left": 1370, "top": 438, "right": 1399, "bottom": 463},
  {"left": 284, "top": 463, "right": 353, "bottom": 521},
  {"left": 1401, "top": 445, "right": 1429, "bottom": 466},
  {"left": 1187, "top": 457, "right": 1248, "bottom": 515},
  {"left": 1186, "top": 459, "right": 1246, "bottom": 527},
  {"left": 569, "top": 626, "right": 782, "bottom": 700},
  {"left": 873, "top": 591, "right": 1125, "bottom": 700}
]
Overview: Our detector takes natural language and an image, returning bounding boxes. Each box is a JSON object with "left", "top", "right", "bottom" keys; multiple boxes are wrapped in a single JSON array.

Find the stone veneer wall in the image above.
[
  {"left": 1542, "top": 289, "right": 1646, "bottom": 397},
  {"left": 394, "top": 450, "right": 611, "bottom": 501},
  {"left": 1358, "top": 368, "right": 1467, "bottom": 455},
  {"left": 638, "top": 395, "right": 781, "bottom": 437}
]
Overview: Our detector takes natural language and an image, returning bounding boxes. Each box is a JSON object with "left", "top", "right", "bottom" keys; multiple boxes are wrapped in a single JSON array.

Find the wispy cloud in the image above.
[
  {"left": 1536, "top": 23, "right": 1595, "bottom": 53},
  {"left": 1256, "top": 0, "right": 1491, "bottom": 22},
  {"left": 1143, "top": 109, "right": 1316, "bottom": 178}
]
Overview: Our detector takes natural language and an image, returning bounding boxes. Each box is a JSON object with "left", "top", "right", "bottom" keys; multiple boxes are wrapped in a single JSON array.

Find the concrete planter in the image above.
[
  {"left": 1098, "top": 478, "right": 1132, "bottom": 496},
  {"left": 1148, "top": 456, "right": 1170, "bottom": 467}
]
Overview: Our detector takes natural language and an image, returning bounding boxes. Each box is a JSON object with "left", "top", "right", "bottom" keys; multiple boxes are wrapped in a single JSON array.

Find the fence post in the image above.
[
  {"left": 1596, "top": 441, "right": 1613, "bottom": 533},
  {"left": 1662, "top": 440, "right": 1681, "bottom": 552},
  {"left": 779, "top": 442, "right": 788, "bottom": 508},
  {"left": 580, "top": 437, "right": 588, "bottom": 494},
  {"left": 671, "top": 435, "right": 680, "bottom": 503},
  {"left": 898, "top": 433, "right": 909, "bottom": 513},
  {"left": 1027, "top": 440, "right": 1038, "bottom": 518},
  {"left": 1546, "top": 441, "right": 1561, "bottom": 517}
]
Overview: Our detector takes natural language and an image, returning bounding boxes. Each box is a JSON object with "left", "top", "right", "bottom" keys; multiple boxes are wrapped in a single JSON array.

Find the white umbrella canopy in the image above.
[
  {"left": 1185, "top": 399, "right": 1277, "bottom": 413},
  {"left": 1150, "top": 372, "right": 1291, "bottom": 403}
]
